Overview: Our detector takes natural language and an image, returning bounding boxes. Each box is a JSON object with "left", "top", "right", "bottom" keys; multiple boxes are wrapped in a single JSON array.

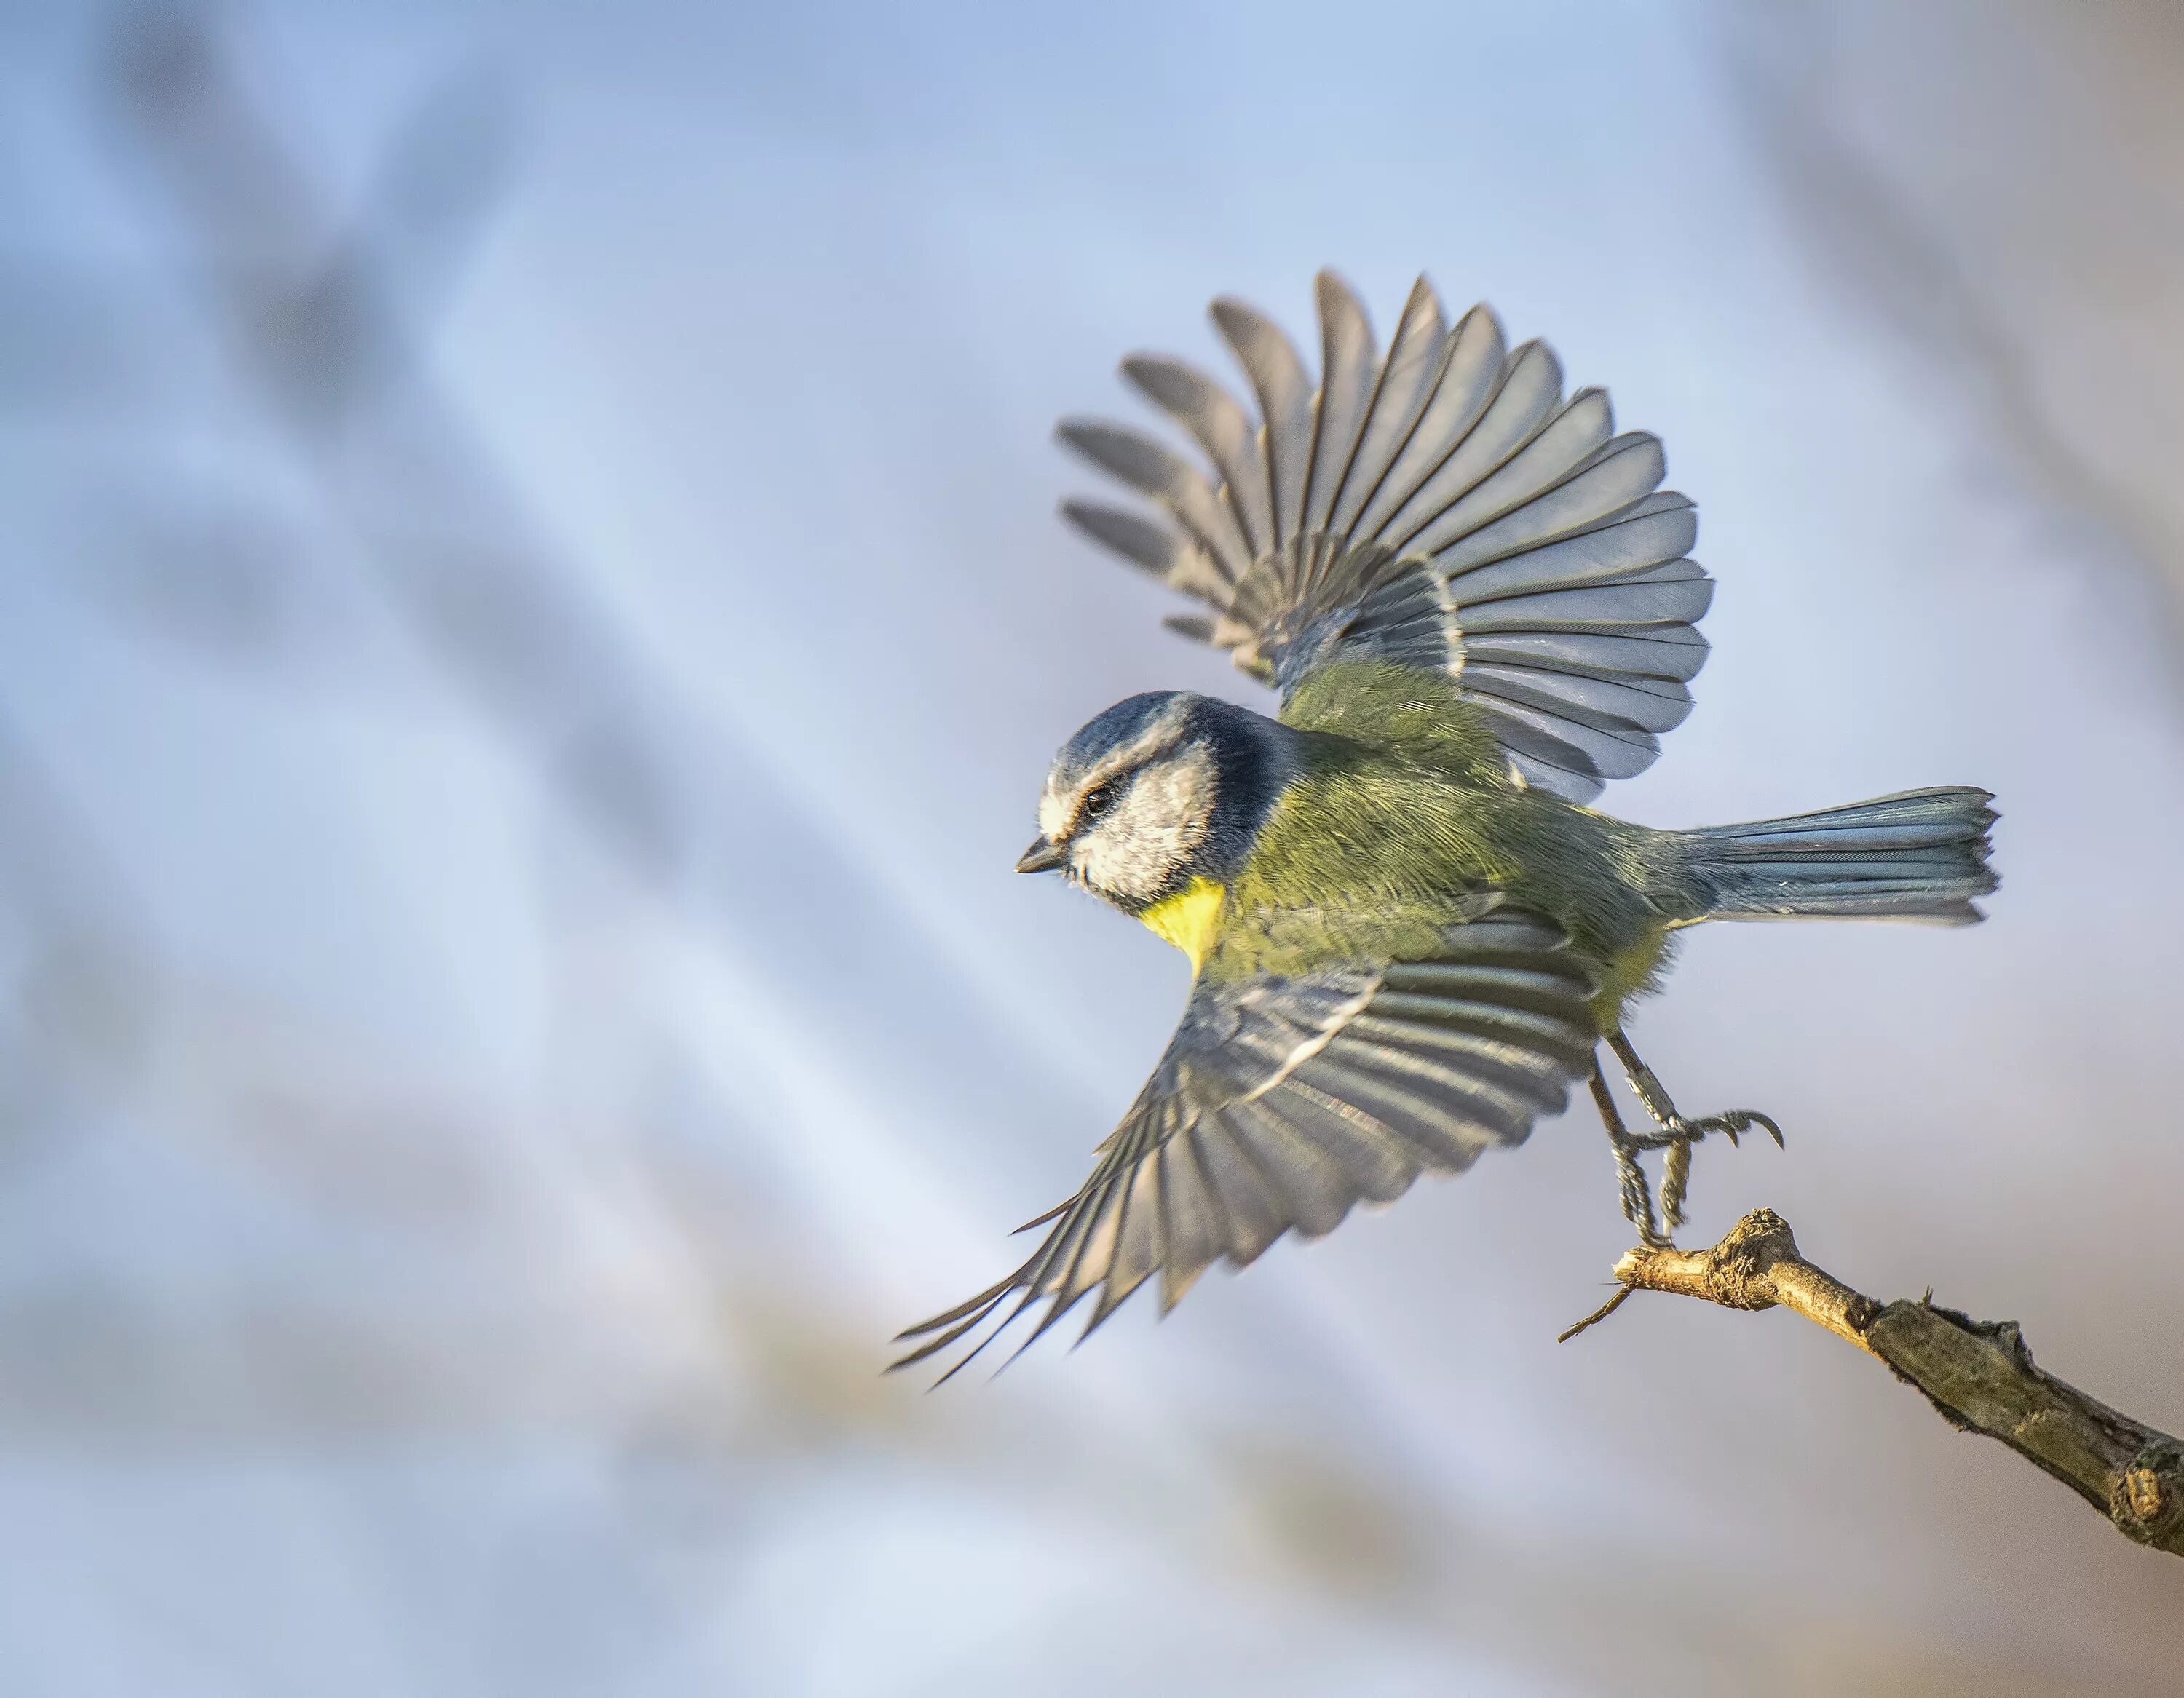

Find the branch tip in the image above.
[{"left": 1595, "top": 1207, "right": 2184, "bottom": 1560}]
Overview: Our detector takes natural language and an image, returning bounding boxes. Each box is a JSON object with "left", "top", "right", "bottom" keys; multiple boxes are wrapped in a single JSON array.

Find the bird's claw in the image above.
[
  {"left": 1630, "top": 1108, "right": 1784, "bottom": 1153},
  {"left": 1682, "top": 1108, "right": 1784, "bottom": 1150}
]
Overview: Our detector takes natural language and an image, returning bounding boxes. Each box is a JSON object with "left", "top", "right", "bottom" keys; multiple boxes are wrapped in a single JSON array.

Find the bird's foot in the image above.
[
  {"left": 1591, "top": 1043, "right": 1787, "bottom": 1244},
  {"left": 1655, "top": 1109, "right": 1781, "bottom": 1231}
]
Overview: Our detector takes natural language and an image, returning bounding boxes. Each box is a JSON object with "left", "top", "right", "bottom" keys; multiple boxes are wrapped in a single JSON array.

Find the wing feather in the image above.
[
  {"left": 1460, "top": 663, "right": 1693, "bottom": 735},
  {"left": 1057, "top": 498, "right": 1233, "bottom": 608},
  {"left": 1455, "top": 567, "right": 1715, "bottom": 635},
  {"left": 1191, "top": 1118, "right": 1290, "bottom": 1266},
  {"left": 1291, "top": 1066, "right": 1509, "bottom": 1175},
  {"left": 1322, "top": 1034, "right": 1561, "bottom": 1123},
  {"left": 1329, "top": 275, "right": 1449, "bottom": 537},
  {"left": 1302, "top": 271, "right": 1380, "bottom": 538},
  {"left": 1341, "top": 1014, "right": 1594, "bottom": 1096},
  {"left": 1476, "top": 696, "right": 1658, "bottom": 782},
  {"left": 1404, "top": 388, "right": 1615, "bottom": 560},
  {"left": 1445, "top": 501, "right": 1697, "bottom": 602},
  {"left": 1216, "top": 1099, "right": 1356, "bottom": 1237},
  {"left": 893, "top": 913, "right": 1597, "bottom": 1376},
  {"left": 1463, "top": 625, "right": 1709, "bottom": 683},
  {"left": 1051, "top": 1178, "right": 1127, "bottom": 1315},
  {"left": 1122, "top": 355, "right": 1278, "bottom": 558},
  {"left": 1253, "top": 1082, "right": 1422, "bottom": 1204},
  {"left": 1432, "top": 433, "right": 1667, "bottom": 576},
  {"left": 1211, "top": 298, "right": 1315, "bottom": 545},
  {"left": 1157, "top": 1138, "right": 1227, "bottom": 1312},
  {"left": 1089, "top": 1154, "right": 1167, "bottom": 1333},
  {"left": 1292, "top": 1047, "right": 1532, "bottom": 1146},
  {"left": 1356, "top": 303, "right": 1507, "bottom": 544},
  {"left": 1056, "top": 419, "right": 1253, "bottom": 585},
  {"left": 1378, "top": 341, "right": 1564, "bottom": 556},
  {"left": 1349, "top": 996, "right": 1595, "bottom": 1063},
  {"left": 1058, "top": 274, "right": 1716, "bottom": 798}
]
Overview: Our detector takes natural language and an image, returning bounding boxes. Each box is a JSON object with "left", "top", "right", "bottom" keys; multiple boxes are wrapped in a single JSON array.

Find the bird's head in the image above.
[{"left": 1017, "top": 691, "right": 1297, "bottom": 914}]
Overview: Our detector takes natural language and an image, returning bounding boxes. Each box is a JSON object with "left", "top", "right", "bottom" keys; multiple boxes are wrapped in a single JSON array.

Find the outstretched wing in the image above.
[
  {"left": 892, "top": 912, "right": 1597, "bottom": 1381},
  {"left": 1059, "top": 271, "right": 1711, "bottom": 801}
]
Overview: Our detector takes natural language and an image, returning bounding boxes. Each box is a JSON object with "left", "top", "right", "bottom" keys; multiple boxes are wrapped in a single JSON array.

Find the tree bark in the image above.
[{"left": 1572, "top": 1207, "right": 2184, "bottom": 1558}]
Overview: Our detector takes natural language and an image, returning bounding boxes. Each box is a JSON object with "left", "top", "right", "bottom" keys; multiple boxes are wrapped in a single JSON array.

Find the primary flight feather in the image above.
[{"left": 894, "top": 271, "right": 1995, "bottom": 1380}]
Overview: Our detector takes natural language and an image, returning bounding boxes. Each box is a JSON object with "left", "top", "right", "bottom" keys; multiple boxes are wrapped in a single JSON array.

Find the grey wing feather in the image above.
[
  {"left": 1058, "top": 499, "right": 1194, "bottom": 579},
  {"left": 1302, "top": 271, "right": 1380, "bottom": 536},
  {"left": 1407, "top": 390, "right": 1617, "bottom": 563},
  {"left": 1122, "top": 355, "right": 1277, "bottom": 558},
  {"left": 1431, "top": 429, "right": 1661, "bottom": 574},
  {"left": 1054, "top": 419, "right": 1253, "bottom": 587},
  {"left": 1329, "top": 276, "right": 1449, "bottom": 538},
  {"left": 1379, "top": 341, "right": 1567, "bottom": 558},
  {"left": 1162, "top": 613, "right": 1219, "bottom": 645},
  {"left": 1058, "top": 271, "right": 1714, "bottom": 800},
  {"left": 1353, "top": 303, "right": 1506, "bottom": 542},
  {"left": 1211, "top": 297, "right": 1315, "bottom": 544},
  {"left": 1189, "top": 1117, "right": 1287, "bottom": 1266},
  {"left": 890, "top": 913, "right": 1597, "bottom": 1378}
]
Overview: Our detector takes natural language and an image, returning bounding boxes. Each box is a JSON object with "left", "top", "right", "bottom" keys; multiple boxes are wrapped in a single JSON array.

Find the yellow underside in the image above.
[{"left": 1138, "top": 877, "right": 1227, "bottom": 973}]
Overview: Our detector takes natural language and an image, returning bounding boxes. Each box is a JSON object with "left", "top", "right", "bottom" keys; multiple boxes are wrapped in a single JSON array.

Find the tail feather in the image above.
[{"left": 1677, "top": 787, "right": 1998, "bottom": 924}]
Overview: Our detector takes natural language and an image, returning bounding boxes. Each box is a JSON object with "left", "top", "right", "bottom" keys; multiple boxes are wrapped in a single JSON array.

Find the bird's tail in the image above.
[{"left": 1674, "top": 787, "right": 1998, "bottom": 924}]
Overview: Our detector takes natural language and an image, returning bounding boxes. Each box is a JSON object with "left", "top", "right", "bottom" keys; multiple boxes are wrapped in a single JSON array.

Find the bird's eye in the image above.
[{"left": 1080, "top": 782, "right": 1119, "bottom": 820}]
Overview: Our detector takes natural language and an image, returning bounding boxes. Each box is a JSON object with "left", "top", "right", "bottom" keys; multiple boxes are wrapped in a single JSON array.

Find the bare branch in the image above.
[{"left": 1579, "top": 1209, "right": 2184, "bottom": 1559}]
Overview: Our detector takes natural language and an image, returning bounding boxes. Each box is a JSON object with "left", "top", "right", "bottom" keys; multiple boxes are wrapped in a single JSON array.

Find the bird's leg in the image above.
[
  {"left": 1588, "top": 1055, "right": 1669, "bottom": 1248},
  {"left": 1661, "top": 1137, "right": 1695, "bottom": 1239},
  {"left": 1604, "top": 1031, "right": 1783, "bottom": 1232}
]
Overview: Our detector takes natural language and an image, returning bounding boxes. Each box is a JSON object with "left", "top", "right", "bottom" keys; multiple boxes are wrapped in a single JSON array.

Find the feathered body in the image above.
[
  {"left": 1112, "top": 657, "right": 1990, "bottom": 1017},
  {"left": 894, "top": 271, "right": 1996, "bottom": 1378},
  {"left": 1222, "top": 659, "right": 1675, "bottom": 999}
]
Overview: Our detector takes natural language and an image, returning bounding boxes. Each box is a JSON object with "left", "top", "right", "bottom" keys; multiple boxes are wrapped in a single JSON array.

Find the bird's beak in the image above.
[{"left": 1015, "top": 836, "right": 1067, "bottom": 874}]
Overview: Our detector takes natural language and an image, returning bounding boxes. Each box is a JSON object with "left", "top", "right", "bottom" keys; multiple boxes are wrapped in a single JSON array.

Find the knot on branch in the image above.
[
  {"left": 1609, "top": 1208, "right": 1877, "bottom": 1343},
  {"left": 2111, "top": 1441, "right": 2184, "bottom": 1550},
  {"left": 1699, "top": 1207, "right": 1797, "bottom": 1311},
  {"left": 1605, "top": 1210, "right": 1878, "bottom": 1348}
]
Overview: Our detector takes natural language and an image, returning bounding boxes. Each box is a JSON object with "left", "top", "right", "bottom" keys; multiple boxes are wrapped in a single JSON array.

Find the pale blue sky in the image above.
[{"left": 1, "top": 3, "right": 2180, "bottom": 1694}]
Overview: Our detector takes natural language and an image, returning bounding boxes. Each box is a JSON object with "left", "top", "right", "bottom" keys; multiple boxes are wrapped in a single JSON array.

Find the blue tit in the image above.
[{"left": 895, "top": 272, "right": 1995, "bottom": 1380}]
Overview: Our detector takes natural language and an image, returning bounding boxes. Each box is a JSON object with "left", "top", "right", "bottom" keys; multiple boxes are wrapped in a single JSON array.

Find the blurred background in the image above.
[{"left": 2, "top": 1, "right": 2182, "bottom": 1692}]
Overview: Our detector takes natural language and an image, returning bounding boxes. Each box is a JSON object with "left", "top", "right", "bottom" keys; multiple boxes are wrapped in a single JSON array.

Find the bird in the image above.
[{"left": 893, "top": 270, "right": 1995, "bottom": 1381}]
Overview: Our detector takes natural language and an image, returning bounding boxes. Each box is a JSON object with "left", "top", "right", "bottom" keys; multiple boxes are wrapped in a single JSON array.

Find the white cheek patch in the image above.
[
  {"left": 1037, "top": 782, "right": 1070, "bottom": 843},
  {"left": 1069, "top": 742, "right": 1216, "bottom": 904}
]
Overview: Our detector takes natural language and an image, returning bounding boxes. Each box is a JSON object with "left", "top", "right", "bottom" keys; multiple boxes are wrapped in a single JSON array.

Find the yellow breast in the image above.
[{"left": 1137, "top": 877, "right": 1227, "bottom": 973}]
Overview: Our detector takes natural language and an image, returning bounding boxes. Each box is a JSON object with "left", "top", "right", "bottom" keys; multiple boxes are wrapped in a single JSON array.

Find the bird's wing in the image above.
[
  {"left": 1059, "top": 271, "right": 1711, "bottom": 801},
  {"left": 892, "top": 910, "right": 1596, "bottom": 1379}
]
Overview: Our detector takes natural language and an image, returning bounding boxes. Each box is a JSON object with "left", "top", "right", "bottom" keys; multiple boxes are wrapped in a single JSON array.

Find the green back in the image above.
[{"left": 1206, "top": 659, "right": 1675, "bottom": 985}]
